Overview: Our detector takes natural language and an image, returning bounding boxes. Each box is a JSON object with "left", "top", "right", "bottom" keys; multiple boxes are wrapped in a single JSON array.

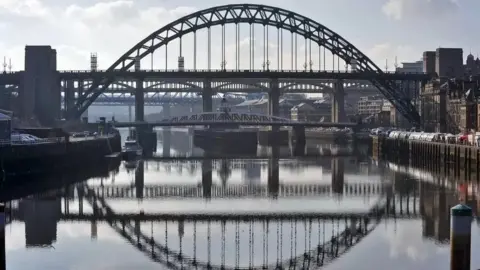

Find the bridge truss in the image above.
[
  {"left": 112, "top": 112, "right": 358, "bottom": 128},
  {"left": 2, "top": 79, "right": 378, "bottom": 107},
  {"left": 87, "top": 80, "right": 378, "bottom": 106},
  {"left": 70, "top": 4, "right": 424, "bottom": 124}
]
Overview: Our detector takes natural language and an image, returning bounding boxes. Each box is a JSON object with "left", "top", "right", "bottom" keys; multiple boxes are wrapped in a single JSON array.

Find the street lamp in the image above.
[
  {"left": 309, "top": 60, "right": 314, "bottom": 72},
  {"left": 266, "top": 60, "right": 270, "bottom": 71}
]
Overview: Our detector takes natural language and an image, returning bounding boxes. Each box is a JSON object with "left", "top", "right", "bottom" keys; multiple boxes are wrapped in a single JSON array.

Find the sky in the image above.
[{"left": 0, "top": 0, "right": 478, "bottom": 71}]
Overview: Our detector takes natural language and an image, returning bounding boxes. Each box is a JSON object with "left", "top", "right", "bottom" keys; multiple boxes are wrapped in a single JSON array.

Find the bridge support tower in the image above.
[
  {"left": 21, "top": 46, "right": 61, "bottom": 125},
  {"left": 258, "top": 78, "right": 287, "bottom": 146},
  {"left": 268, "top": 79, "right": 280, "bottom": 131},
  {"left": 134, "top": 78, "right": 157, "bottom": 155},
  {"left": 135, "top": 78, "right": 144, "bottom": 122},
  {"left": 162, "top": 105, "right": 171, "bottom": 156},
  {"left": 332, "top": 79, "right": 346, "bottom": 123},
  {"left": 331, "top": 158, "right": 345, "bottom": 195},
  {"left": 203, "top": 79, "right": 213, "bottom": 112}
]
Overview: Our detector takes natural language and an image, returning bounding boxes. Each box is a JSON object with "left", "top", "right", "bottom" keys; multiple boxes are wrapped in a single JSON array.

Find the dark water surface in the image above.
[{"left": 3, "top": 129, "right": 480, "bottom": 270}]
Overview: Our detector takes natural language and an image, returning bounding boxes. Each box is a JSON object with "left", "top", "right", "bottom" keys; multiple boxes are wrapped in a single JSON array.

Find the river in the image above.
[{"left": 3, "top": 128, "right": 480, "bottom": 270}]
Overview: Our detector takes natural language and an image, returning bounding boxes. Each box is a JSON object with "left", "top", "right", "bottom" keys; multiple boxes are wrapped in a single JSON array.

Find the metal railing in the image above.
[{"left": 57, "top": 69, "right": 429, "bottom": 75}]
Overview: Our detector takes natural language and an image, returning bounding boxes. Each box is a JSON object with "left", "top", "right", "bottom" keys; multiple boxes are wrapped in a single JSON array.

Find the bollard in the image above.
[
  {"left": 450, "top": 204, "right": 472, "bottom": 270},
  {"left": 0, "top": 203, "right": 5, "bottom": 270}
]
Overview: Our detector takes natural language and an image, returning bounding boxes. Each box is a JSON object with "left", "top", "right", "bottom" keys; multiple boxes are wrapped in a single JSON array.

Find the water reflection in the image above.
[
  {"left": 5, "top": 163, "right": 479, "bottom": 269},
  {"left": 2, "top": 129, "right": 480, "bottom": 269}
]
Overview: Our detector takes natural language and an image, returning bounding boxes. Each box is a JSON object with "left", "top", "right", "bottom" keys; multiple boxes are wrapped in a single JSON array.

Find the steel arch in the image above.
[{"left": 73, "top": 4, "right": 419, "bottom": 124}]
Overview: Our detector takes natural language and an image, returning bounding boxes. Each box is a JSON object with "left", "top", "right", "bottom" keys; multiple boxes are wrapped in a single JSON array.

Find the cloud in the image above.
[
  {"left": 0, "top": 0, "right": 197, "bottom": 70},
  {"left": 382, "top": 0, "right": 459, "bottom": 21},
  {"left": 0, "top": 0, "right": 48, "bottom": 17},
  {"left": 366, "top": 43, "right": 421, "bottom": 69}
]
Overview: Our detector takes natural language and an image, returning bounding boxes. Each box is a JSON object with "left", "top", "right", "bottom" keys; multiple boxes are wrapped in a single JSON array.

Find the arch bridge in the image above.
[{"left": 67, "top": 4, "right": 424, "bottom": 125}]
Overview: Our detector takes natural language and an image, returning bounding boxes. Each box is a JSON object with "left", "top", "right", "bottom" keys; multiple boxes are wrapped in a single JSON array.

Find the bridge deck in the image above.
[
  {"left": 0, "top": 70, "right": 431, "bottom": 85},
  {"left": 114, "top": 121, "right": 358, "bottom": 127}
]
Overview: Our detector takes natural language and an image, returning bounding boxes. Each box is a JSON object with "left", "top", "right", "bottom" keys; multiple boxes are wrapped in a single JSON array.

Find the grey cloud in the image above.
[{"left": 382, "top": 0, "right": 459, "bottom": 20}]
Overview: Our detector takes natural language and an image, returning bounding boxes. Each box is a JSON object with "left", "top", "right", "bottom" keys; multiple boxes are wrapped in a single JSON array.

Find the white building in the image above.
[{"left": 396, "top": 60, "right": 423, "bottom": 73}]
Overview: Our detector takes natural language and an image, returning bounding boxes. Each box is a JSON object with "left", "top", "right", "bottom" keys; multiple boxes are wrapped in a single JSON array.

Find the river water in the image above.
[{"left": 3, "top": 128, "right": 480, "bottom": 270}]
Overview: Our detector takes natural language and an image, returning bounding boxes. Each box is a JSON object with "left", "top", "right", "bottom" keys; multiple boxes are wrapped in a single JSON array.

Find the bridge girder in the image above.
[{"left": 69, "top": 79, "right": 378, "bottom": 93}]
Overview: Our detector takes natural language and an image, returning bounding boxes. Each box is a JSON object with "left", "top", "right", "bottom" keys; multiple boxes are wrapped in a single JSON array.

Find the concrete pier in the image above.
[
  {"left": 193, "top": 129, "right": 258, "bottom": 154},
  {"left": 203, "top": 79, "right": 213, "bottom": 112},
  {"left": 258, "top": 130, "right": 289, "bottom": 146}
]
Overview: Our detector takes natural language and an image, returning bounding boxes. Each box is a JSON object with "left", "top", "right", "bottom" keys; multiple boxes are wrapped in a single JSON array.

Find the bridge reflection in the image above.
[
  {"left": 4, "top": 159, "right": 478, "bottom": 269},
  {"left": 4, "top": 178, "right": 471, "bottom": 269},
  {"left": 117, "top": 158, "right": 364, "bottom": 199}
]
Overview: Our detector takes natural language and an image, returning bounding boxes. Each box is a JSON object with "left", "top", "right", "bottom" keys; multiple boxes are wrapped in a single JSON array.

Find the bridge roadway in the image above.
[
  {"left": 4, "top": 81, "right": 380, "bottom": 94},
  {"left": 79, "top": 181, "right": 387, "bottom": 199},
  {"left": 0, "top": 69, "right": 430, "bottom": 85},
  {"left": 93, "top": 94, "right": 244, "bottom": 106},
  {"left": 114, "top": 120, "right": 357, "bottom": 128},
  {"left": 87, "top": 81, "right": 378, "bottom": 94}
]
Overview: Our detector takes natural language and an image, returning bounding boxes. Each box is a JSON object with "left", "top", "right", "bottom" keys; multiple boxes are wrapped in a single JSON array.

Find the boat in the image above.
[{"left": 122, "top": 139, "right": 143, "bottom": 160}]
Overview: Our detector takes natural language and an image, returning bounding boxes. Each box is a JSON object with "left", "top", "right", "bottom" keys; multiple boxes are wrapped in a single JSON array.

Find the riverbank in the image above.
[{"left": 372, "top": 136, "right": 480, "bottom": 181}]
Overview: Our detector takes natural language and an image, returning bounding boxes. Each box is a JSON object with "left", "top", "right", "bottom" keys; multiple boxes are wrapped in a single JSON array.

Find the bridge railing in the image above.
[
  {"left": 57, "top": 69, "right": 429, "bottom": 75},
  {"left": 0, "top": 137, "right": 66, "bottom": 146}
]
